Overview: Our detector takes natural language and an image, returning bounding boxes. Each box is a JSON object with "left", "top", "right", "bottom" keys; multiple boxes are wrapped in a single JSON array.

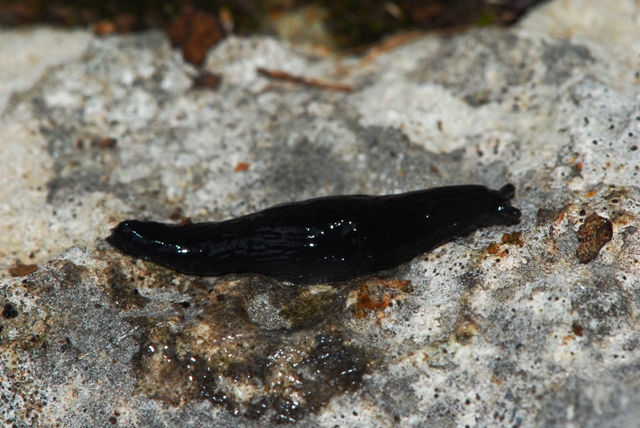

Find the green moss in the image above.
[{"left": 280, "top": 286, "right": 341, "bottom": 328}]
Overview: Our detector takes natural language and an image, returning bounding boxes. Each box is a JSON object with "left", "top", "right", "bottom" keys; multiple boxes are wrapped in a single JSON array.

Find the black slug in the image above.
[{"left": 107, "top": 184, "right": 521, "bottom": 284}]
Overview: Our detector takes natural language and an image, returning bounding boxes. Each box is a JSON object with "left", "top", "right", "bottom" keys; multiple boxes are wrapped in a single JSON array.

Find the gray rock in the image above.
[{"left": 2, "top": 1, "right": 640, "bottom": 426}]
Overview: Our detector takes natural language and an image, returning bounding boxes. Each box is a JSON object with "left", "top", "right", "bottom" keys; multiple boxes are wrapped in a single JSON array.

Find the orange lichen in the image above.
[
  {"left": 375, "top": 278, "right": 411, "bottom": 290},
  {"left": 487, "top": 242, "right": 501, "bottom": 254},
  {"left": 501, "top": 231, "right": 523, "bottom": 247},
  {"left": 352, "top": 278, "right": 408, "bottom": 322},
  {"left": 233, "top": 162, "right": 251, "bottom": 172},
  {"left": 356, "top": 289, "right": 391, "bottom": 311}
]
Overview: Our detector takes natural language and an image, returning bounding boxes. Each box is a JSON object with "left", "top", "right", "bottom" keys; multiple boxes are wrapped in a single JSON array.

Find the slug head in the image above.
[{"left": 481, "top": 184, "right": 521, "bottom": 226}]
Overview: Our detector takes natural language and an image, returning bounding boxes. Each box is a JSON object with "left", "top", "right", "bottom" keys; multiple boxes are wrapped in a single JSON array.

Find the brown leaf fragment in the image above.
[
  {"left": 576, "top": 214, "right": 613, "bottom": 263},
  {"left": 93, "top": 19, "right": 116, "bottom": 36},
  {"left": 571, "top": 321, "right": 584, "bottom": 337},
  {"left": 192, "top": 72, "right": 221, "bottom": 89},
  {"left": 92, "top": 13, "right": 137, "bottom": 37},
  {"left": 8, "top": 260, "right": 39, "bottom": 277},
  {"left": 169, "top": 207, "right": 184, "bottom": 221},
  {"left": 169, "top": 6, "right": 224, "bottom": 66},
  {"left": 113, "top": 13, "right": 137, "bottom": 34},
  {"left": 97, "top": 137, "right": 117, "bottom": 149}
]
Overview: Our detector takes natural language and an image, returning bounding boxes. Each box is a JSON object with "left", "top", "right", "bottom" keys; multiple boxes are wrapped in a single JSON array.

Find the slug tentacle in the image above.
[
  {"left": 107, "top": 184, "right": 521, "bottom": 284},
  {"left": 499, "top": 183, "right": 516, "bottom": 199}
]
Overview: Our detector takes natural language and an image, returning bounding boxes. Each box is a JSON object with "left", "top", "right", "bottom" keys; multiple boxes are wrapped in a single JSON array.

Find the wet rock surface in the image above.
[{"left": 2, "top": 1, "right": 640, "bottom": 426}]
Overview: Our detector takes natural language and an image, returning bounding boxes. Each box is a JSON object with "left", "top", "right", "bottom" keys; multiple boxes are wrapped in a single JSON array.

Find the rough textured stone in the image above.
[{"left": 2, "top": 1, "right": 640, "bottom": 426}]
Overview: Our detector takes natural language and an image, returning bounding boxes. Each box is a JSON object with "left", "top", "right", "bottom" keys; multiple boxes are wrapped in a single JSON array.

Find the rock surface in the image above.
[{"left": 2, "top": 1, "right": 640, "bottom": 426}]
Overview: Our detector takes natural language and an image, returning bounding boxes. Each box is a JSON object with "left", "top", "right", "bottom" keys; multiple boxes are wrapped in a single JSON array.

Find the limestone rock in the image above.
[{"left": 2, "top": 2, "right": 640, "bottom": 426}]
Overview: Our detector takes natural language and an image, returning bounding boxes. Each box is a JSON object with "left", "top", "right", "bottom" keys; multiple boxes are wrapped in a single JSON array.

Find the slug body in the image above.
[{"left": 107, "top": 184, "right": 521, "bottom": 284}]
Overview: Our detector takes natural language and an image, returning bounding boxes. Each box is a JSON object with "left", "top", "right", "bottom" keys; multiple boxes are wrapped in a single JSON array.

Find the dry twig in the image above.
[{"left": 257, "top": 68, "right": 353, "bottom": 92}]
